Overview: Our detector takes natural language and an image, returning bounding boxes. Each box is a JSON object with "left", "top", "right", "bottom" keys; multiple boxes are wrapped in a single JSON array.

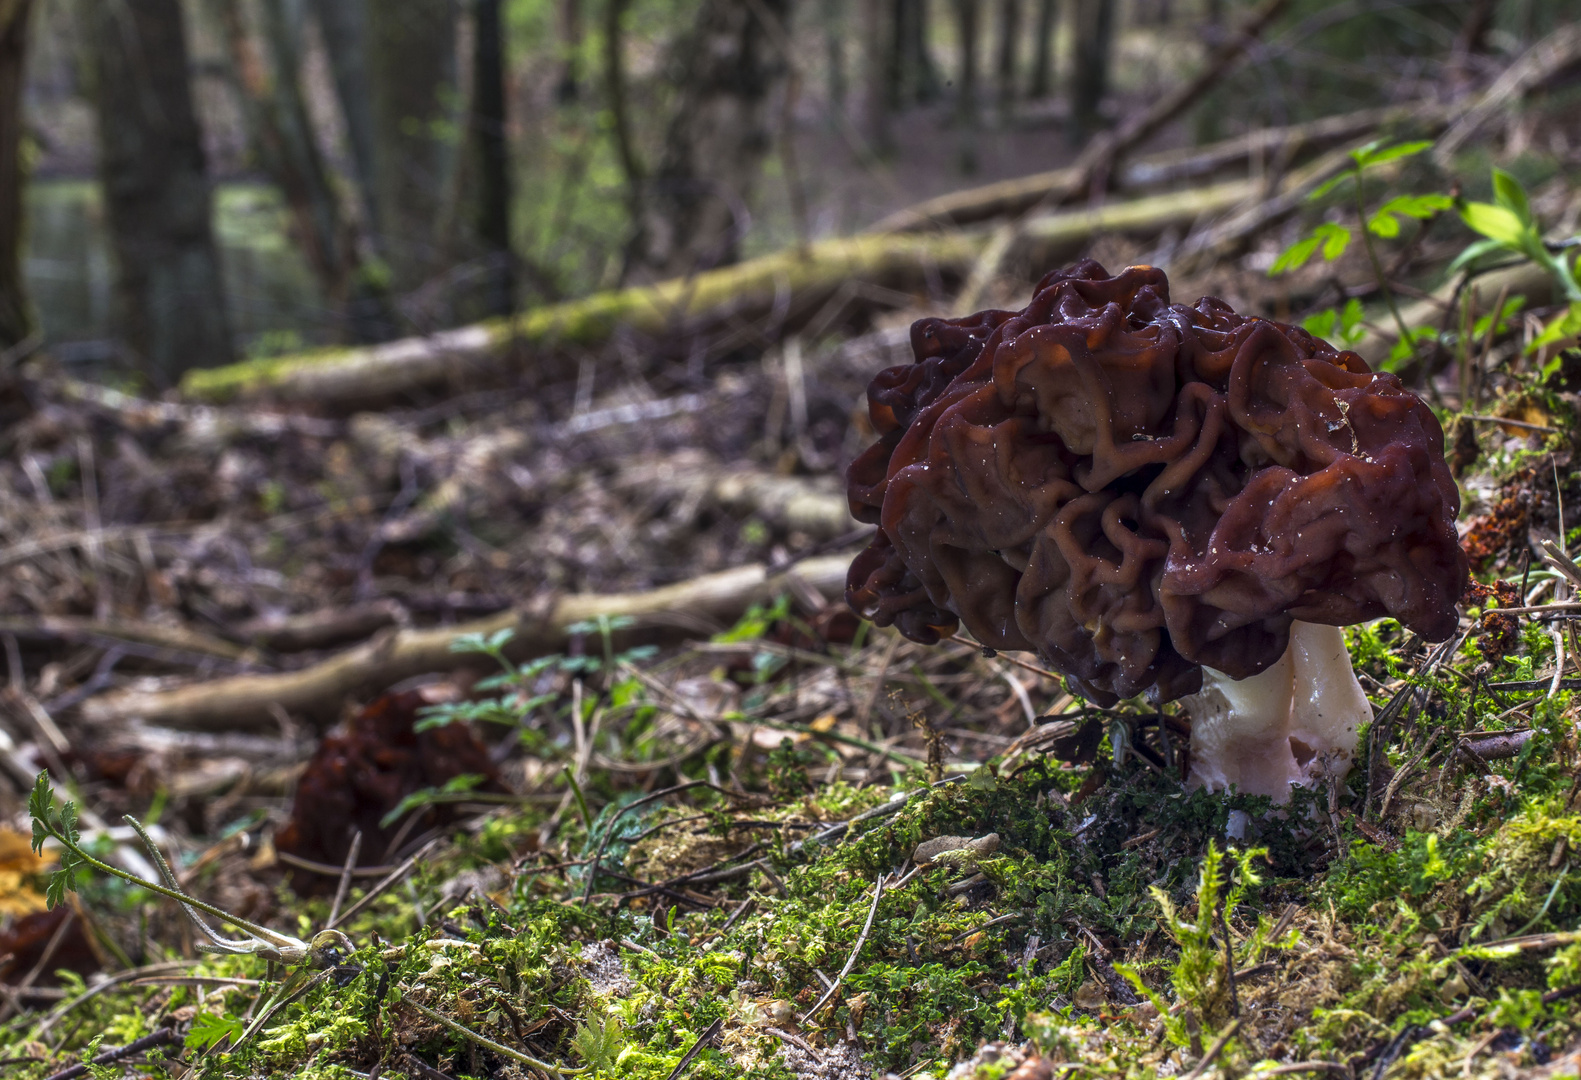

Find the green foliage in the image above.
[
  {"left": 379, "top": 773, "right": 489, "bottom": 828},
  {"left": 185, "top": 1012, "right": 246, "bottom": 1052},
  {"left": 1302, "top": 297, "right": 1366, "bottom": 348},
  {"left": 572, "top": 1013, "right": 627, "bottom": 1073},
  {"left": 29, "top": 772, "right": 86, "bottom": 909}
]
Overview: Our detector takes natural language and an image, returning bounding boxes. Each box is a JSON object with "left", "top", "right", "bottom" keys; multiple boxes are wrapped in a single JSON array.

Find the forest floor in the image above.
[{"left": 3, "top": 49, "right": 1581, "bottom": 1080}]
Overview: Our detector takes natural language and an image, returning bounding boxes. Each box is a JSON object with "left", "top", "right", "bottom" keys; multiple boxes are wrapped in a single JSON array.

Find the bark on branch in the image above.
[{"left": 79, "top": 555, "right": 852, "bottom": 732}]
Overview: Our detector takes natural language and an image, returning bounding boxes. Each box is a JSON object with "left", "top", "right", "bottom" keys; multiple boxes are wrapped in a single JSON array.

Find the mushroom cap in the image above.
[{"left": 846, "top": 261, "right": 1468, "bottom": 705}]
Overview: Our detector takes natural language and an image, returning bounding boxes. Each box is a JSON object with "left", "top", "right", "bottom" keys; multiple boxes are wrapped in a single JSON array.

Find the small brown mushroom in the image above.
[{"left": 846, "top": 261, "right": 1467, "bottom": 801}]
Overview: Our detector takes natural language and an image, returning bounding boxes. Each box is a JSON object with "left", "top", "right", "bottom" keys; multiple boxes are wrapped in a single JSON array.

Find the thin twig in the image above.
[
  {"left": 1182, "top": 1018, "right": 1242, "bottom": 1080},
  {"left": 328, "top": 830, "right": 363, "bottom": 927},
  {"left": 660, "top": 1018, "right": 724, "bottom": 1080},
  {"left": 802, "top": 871, "right": 887, "bottom": 1022},
  {"left": 329, "top": 838, "right": 442, "bottom": 930},
  {"left": 399, "top": 993, "right": 581, "bottom": 1076},
  {"left": 42, "top": 1027, "right": 178, "bottom": 1080}
]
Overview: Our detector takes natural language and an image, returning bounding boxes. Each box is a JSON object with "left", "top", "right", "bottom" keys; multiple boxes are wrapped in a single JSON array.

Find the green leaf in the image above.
[
  {"left": 1316, "top": 222, "right": 1351, "bottom": 261},
  {"left": 1302, "top": 309, "right": 1338, "bottom": 339},
  {"left": 185, "top": 1011, "right": 246, "bottom": 1052},
  {"left": 28, "top": 772, "right": 53, "bottom": 856},
  {"left": 1339, "top": 297, "right": 1366, "bottom": 345},
  {"left": 1269, "top": 234, "right": 1323, "bottom": 275},
  {"left": 1491, "top": 167, "right": 1533, "bottom": 226},
  {"left": 1445, "top": 237, "right": 1508, "bottom": 278},
  {"left": 1471, "top": 295, "right": 1526, "bottom": 339},
  {"left": 1351, "top": 139, "right": 1435, "bottom": 170},
  {"left": 1459, "top": 201, "right": 1529, "bottom": 248},
  {"left": 1526, "top": 301, "right": 1581, "bottom": 354},
  {"left": 1308, "top": 170, "right": 1357, "bottom": 202},
  {"left": 1368, "top": 193, "right": 1453, "bottom": 238}
]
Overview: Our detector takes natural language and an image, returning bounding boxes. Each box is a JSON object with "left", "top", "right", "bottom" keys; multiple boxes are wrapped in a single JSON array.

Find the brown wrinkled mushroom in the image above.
[{"left": 846, "top": 260, "right": 1467, "bottom": 801}]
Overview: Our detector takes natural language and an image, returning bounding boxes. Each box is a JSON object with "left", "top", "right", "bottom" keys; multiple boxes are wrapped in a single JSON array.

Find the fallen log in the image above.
[
  {"left": 179, "top": 231, "right": 983, "bottom": 407},
  {"left": 178, "top": 182, "right": 1258, "bottom": 410},
  {"left": 79, "top": 555, "right": 852, "bottom": 732}
]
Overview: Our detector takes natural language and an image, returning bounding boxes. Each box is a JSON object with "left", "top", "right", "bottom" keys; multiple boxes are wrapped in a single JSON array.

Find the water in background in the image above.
[{"left": 24, "top": 179, "right": 324, "bottom": 368}]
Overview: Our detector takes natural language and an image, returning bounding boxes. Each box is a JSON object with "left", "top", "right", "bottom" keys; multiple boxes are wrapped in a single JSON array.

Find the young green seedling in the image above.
[{"left": 28, "top": 772, "right": 352, "bottom": 968}]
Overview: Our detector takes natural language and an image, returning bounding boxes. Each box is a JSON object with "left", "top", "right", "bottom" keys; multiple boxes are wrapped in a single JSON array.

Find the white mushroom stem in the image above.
[{"left": 1179, "top": 621, "right": 1370, "bottom": 803}]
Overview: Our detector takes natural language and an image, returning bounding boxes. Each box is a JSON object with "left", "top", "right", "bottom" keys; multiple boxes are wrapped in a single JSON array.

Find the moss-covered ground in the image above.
[{"left": 9, "top": 429, "right": 1581, "bottom": 1080}]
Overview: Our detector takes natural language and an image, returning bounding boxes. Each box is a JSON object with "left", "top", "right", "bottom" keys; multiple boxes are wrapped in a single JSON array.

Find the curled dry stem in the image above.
[{"left": 27, "top": 772, "right": 350, "bottom": 969}]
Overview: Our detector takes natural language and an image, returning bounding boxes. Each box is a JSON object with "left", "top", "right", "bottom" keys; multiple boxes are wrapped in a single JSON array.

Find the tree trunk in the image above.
[
  {"left": 366, "top": 0, "right": 459, "bottom": 294},
  {"left": 1070, "top": 0, "right": 1114, "bottom": 146},
  {"left": 603, "top": 0, "right": 644, "bottom": 262},
  {"left": 1028, "top": 0, "right": 1058, "bottom": 98},
  {"left": 624, "top": 0, "right": 793, "bottom": 282},
  {"left": 892, "top": 0, "right": 939, "bottom": 107},
  {"left": 822, "top": 0, "right": 846, "bottom": 113},
  {"left": 862, "top": 0, "right": 890, "bottom": 153},
  {"left": 79, "top": 0, "right": 233, "bottom": 384},
  {"left": 994, "top": 0, "right": 1021, "bottom": 116},
  {"left": 556, "top": 0, "right": 581, "bottom": 103},
  {"left": 0, "top": 0, "right": 34, "bottom": 352},
  {"left": 470, "top": 0, "right": 513, "bottom": 318},
  {"left": 952, "top": 0, "right": 980, "bottom": 123},
  {"left": 307, "top": 0, "right": 381, "bottom": 242}
]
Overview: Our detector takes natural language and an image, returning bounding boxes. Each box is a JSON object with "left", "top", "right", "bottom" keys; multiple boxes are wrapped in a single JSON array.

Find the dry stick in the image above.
[
  {"left": 42, "top": 1026, "right": 178, "bottom": 1080},
  {"left": 328, "top": 838, "right": 442, "bottom": 931},
  {"left": 327, "top": 830, "right": 363, "bottom": 927},
  {"left": 1182, "top": 1019, "right": 1242, "bottom": 1080},
  {"left": 28, "top": 960, "right": 195, "bottom": 1041},
  {"left": 947, "top": 634, "right": 1064, "bottom": 682},
  {"left": 275, "top": 850, "right": 398, "bottom": 878},
  {"left": 80, "top": 556, "right": 851, "bottom": 731},
  {"left": 802, "top": 870, "right": 887, "bottom": 1023},
  {"left": 398, "top": 994, "right": 577, "bottom": 1077},
  {"left": 1464, "top": 413, "right": 1559, "bottom": 434},
  {"left": 660, "top": 1018, "right": 724, "bottom": 1080}
]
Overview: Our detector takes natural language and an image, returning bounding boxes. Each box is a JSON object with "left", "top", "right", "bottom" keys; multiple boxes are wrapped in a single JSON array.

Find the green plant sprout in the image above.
[
  {"left": 29, "top": 772, "right": 348, "bottom": 967},
  {"left": 1270, "top": 139, "right": 1451, "bottom": 366},
  {"left": 1451, "top": 166, "right": 1581, "bottom": 367},
  {"left": 1119, "top": 842, "right": 1284, "bottom": 1049},
  {"left": 1302, "top": 297, "right": 1366, "bottom": 349},
  {"left": 29, "top": 772, "right": 360, "bottom": 1056}
]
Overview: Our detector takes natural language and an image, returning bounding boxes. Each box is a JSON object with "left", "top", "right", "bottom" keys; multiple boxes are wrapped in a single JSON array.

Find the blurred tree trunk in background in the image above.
[
  {"left": 1070, "top": 0, "right": 1114, "bottom": 146},
  {"left": 821, "top": 0, "right": 846, "bottom": 116},
  {"left": 469, "top": 0, "right": 513, "bottom": 318},
  {"left": 79, "top": 0, "right": 233, "bottom": 384},
  {"left": 556, "top": 0, "right": 581, "bottom": 103},
  {"left": 952, "top": 0, "right": 979, "bottom": 122},
  {"left": 892, "top": 0, "right": 939, "bottom": 107},
  {"left": 624, "top": 0, "right": 793, "bottom": 282},
  {"left": 862, "top": 0, "right": 889, "bottom": 153},
  {"left": 1027, "top": 0, "right": 1058, "bottom": 98},
  {"left": 994, "top": 0, "right": 1020, "bottom": 116},
  {"left": 602, "top": 0, "right": 643, "bottom": 255},
  {"left": 209, "top": 0, "right": 390, "bottom": 341},
  {"left": 308, "top": 0, "right": 382, "bottom": 252},
  {"left": 0, "top": 0, "right": 34, "bottom": 353},
  {"left": 367, "top": 0, "right": 458, "bottom": 295}
]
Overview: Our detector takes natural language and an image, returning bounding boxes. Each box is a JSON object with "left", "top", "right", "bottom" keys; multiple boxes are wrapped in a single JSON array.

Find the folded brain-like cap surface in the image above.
[{"left": 846, "top": 260, "right": 1468, "bottom": 705}]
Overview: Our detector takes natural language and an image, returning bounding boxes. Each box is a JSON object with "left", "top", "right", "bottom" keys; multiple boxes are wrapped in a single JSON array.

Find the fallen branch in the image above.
[
  {"left": 79, "top": 555, "right": 851, "bottom": 731},
  {"left": 177, "top": 181, "right": 1265, "bottom": 411}
]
